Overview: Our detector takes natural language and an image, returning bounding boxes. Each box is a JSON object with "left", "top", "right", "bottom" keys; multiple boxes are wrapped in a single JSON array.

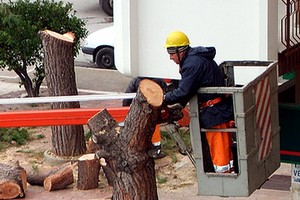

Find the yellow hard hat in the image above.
[{"left": 164, "top": 31, "right": 190, "bottom": 48}]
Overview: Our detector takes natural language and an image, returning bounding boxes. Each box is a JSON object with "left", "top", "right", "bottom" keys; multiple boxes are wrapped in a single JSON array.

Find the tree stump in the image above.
[
  {"left": 38, "top": 30, "right": 86, "bottom": 156},
  {"left": 0, "top": 162, "right": 27, "bottom": 199},
  {"left": 77, "top": 154, "right": 100, "bottom": 190},
  {"left": 43, "top": 163, "right": 77, "bottom": 191},
  {"left": 88, "top": 79, "right": 163, "bottom": 200}
]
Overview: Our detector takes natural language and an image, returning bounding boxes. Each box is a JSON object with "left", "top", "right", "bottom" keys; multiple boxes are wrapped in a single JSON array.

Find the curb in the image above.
[{"left": 43, "top": 149, "right": 75, "bottom": 166}]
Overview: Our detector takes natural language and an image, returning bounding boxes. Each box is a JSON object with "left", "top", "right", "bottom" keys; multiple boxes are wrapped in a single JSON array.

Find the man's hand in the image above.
[{"left": 158, "top": 103, "right": 184, "bottom": 123}]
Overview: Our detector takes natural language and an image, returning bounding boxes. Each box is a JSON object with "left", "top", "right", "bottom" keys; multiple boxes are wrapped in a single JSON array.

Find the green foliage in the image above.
[
  {"left": 0, "top": 128, "right": 30, "bottom": 147},
  {"left": 85, "top": 131, "right": 92, "bottom": 141},
  {"left": 0, "top": 0, "right": 88, "bottom": 97},
  {"left": 35, "top": 134, "right": 45, "bottom": 139},
  {"left": 156, "top": 175, "right": 168, "bottom": 184},
  {"left": 0, "top": 128, "right": 45, "bottom": 151}
]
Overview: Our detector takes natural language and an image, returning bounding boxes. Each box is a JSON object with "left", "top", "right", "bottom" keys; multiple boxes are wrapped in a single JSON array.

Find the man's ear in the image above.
[{"left": 180, "top": 51, "right": 186, "bottom": 58}]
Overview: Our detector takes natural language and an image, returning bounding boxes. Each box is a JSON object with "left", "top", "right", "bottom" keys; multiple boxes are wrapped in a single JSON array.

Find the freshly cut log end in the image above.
[
  {"left": 0, "top": 162, "right": 27, "bottom": 199},
  {"left": 139, "top": 79, "right": 164, "bottom": 107},
  {"left": 42, "top": 30, "right": 75, "bottom": 43},
  {"left": 43, "top": 163, "right": 76, "bottom": 191},
  {"left": 78, "top": 153, "right": 96, "bottom": 161},
  {"left": 63, "top": 32, "right": 76, "bottom": 42},
  {"left": 0, "top": 181, "right": 22, "bottom": 199}
]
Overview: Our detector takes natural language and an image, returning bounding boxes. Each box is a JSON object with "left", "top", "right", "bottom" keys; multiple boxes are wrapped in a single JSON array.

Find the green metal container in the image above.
[{"left": 279, "top": 103, "right": 300, "bottom": 164}]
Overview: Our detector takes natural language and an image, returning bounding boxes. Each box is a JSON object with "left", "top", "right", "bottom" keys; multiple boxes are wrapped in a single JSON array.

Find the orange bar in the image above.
[
  {"left": 0, "top": 107, "right": 130, "bottom": 128},
  {"left": 0, "top": 107, "right": 191, "bottom": 128}
]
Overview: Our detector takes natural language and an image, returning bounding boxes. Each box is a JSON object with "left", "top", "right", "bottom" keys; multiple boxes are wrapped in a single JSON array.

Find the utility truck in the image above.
[{"left": 112, "top": 0, "right": 300, "bottom": 197}]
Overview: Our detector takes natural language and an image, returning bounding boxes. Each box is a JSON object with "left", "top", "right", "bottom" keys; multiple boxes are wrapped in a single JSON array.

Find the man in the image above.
[
  {"left": 123, "top": 77, "right": 167, "bottom": 159},
  {"left": 163, "top": 31, "right": 234, "bottom": 173}
]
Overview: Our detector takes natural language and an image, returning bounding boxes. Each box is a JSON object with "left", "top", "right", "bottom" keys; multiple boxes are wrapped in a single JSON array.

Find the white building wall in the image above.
[{"left": 114, "top": 0, "right": 278, "bottom": 79}]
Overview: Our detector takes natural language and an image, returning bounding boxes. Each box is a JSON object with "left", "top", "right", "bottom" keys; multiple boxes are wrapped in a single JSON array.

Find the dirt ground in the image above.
[{"left": 0, "top": 89, "right": 197, "bottom": 199}]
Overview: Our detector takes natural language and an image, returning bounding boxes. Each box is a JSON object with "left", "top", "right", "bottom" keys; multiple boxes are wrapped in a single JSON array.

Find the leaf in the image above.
[{"left": 0, "top": 0, "right": 88, "bottom": 97}]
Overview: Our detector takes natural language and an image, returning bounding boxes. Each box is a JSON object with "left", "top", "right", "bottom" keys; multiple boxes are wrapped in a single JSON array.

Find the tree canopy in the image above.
[{"left": 0, "top": 0, "right": 88, "bottom": 97}]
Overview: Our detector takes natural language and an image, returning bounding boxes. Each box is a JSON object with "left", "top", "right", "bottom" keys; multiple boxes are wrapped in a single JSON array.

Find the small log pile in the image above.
[
  {"left": 26, "top": 162, "right": 77, "bottom": 191},
  {"left": 0, "top": 162, "right": 27, "bottom": 199}
]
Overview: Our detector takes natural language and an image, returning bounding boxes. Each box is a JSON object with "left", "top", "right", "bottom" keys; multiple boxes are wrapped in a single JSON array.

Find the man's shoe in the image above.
[{"left": 148, "top": 145, "right": 166, "bottom": 159}]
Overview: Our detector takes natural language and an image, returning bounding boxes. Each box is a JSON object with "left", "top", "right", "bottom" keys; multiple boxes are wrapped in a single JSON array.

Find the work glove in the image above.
[{"left": 158, "top": 103, "right": 184, "bottom": 123}]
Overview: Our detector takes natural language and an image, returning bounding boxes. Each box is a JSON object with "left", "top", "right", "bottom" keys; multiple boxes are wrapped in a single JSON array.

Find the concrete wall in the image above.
[{"left": 114, "top": 0, "right": 278, "bottom": 79}]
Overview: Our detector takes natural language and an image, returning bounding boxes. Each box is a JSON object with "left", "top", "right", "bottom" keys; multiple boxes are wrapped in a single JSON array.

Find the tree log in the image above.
[
  {"left": 26, "top": 167, "right": 53, "bottom": 186},
  {"left": 39, "top": 30, "right": 86, "bottom": 156},
  {"left": 26, "top": 162, "right": 72, "bottom": 186},
  {"left": 77, "top": 154, "right": 100, "bottom": 190},
  {"left": 0, "top": 162, "right": 27, "bottom": 199},
  {"left": 88, "top": 79, "right": 163, "bottom": 200},
  {"left": 43, "top": 163, "right": 77, "bottom": 191}
]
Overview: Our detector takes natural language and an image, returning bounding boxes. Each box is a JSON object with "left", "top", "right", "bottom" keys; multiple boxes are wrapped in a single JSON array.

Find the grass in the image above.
[
  {"left": 160, "top": 126, "right": 191, "bottom": 162},
  {"left": 0, "top": 128, "right": 30, "bottom": 146},
  {"left": 0, "top": 128, "right": 45, "bottom": 151},
  {"left": 156, "top": 175, "right": 168, "bottom": 184}
]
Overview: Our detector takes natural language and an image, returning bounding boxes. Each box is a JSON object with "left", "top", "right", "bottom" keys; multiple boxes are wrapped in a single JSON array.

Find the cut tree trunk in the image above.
[
  {"left": 0, "top": 162, "right": 27, "bottom": 199},
  {"left": 26, "top": 162, "right": 73, "bottom": 186},
  {"left": 88, "top": 79, "right": 163, "bottom": 200},
  {"left": 26, "top": 166, "right": 54, "bottom": 186},
  {"left": 77, "top": 154, "right": 100, "bottom": 190},
  {"left": 38, "top": 30, "right": 86, "bottom": 156},
  {"left": 43, "top": 163, "right": 77, "bottom": 191}
]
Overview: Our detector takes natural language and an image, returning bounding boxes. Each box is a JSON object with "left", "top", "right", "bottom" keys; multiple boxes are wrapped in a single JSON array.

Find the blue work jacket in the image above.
[{"left": 164, "top": 46, "right": 233, "bottom": 128}]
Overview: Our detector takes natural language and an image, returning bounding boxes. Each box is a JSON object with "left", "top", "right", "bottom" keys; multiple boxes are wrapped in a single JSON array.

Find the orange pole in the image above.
[
  {"left": 0, "top": 107, "right": 190, "bottom": 128},
  {"left": 0, "top": 107, "right": 130, "bottom": 128}
]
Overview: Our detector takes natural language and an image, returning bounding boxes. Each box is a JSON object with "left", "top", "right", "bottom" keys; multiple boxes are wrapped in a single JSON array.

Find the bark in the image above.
[
  {"left": 89, "top": 79, "right": 163, "bottom": 200},
  {"left": 38, "top": 30, "right": 86, "bottom": 156},
  {"left": 26, "top": 162, "right": 72, "bottom": 186},
  {"left": 0, "top": 162, "right": 27, "bottom": 199},
  {"left": 77, "top": 154, "right": 100, "bottom": 190},
  {"left": 26, "top": 167, "right": 53, "bottom": 186},
  {"left": 87, "top": 137, "right": 100, "bottom": 153},
  {"left": 43, "top": 163, "right": 77, "bottom": 191},
  {"left": 99, "top": 157, "right": 115, "bottom": 186}
]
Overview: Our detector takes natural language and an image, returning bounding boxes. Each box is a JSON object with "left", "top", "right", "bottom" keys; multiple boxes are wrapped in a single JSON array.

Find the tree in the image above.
[
  {"left": 89, "top": 79, "right": 163, "bottom": 199},
  {"left": 39, "top": 30, "right": 86, "bottom": 156},
  {"left": 0, "top": 0, "right": 88, "bottom": 97}
]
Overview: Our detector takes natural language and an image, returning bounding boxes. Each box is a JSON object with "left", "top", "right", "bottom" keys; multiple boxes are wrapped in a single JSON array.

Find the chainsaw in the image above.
[{"left": 159, "top": 104, "right": 196, "bottom": 167}]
